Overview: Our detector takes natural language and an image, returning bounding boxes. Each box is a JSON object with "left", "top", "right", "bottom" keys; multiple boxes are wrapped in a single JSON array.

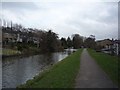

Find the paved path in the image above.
[{"left": 75, "top": 49, "right": 117, "bottom": 88}]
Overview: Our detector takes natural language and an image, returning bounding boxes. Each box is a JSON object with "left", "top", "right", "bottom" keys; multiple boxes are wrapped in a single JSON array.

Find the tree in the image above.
[
  {"left": 47, "top": 30, "right": 58, "bottom": 52},
  {"left": 84, "top": 35, "right": 96, "bottom": 49},
  {"left": 13, "top": 24, "right": 23, "bottom": 31},
  {"left": 39, "top": 30, "right": 59, "bottom": 53},
  {"left": 72, "top": 34, "right": 83, "bottom": 49},
  {"left": 60, "top": 37, "right": 67, "bottom": 49},
  {"left": 39, "top": 31, "right": 47, "bottom": 52},
  {"left": 67, "top": 37, "right": 72, "bottom": 48}
]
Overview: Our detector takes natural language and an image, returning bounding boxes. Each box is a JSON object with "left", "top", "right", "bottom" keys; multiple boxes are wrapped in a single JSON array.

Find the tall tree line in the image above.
[
  {"left": 60, "top": 34, "right": 84, "bottom": 49},
  {"left": 2, "top": 21, "right": 96, "bottom": 53}
]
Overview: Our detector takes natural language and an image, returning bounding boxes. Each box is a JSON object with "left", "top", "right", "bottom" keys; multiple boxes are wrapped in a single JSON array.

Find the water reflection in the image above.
[{"left": 2, "top": 50, "right": 76, "bottom": 88}]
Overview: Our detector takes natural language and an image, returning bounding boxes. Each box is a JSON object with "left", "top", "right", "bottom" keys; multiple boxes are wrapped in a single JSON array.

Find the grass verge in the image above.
[
  {"left": 18, "top": 49, "right": 83, "bottom": 88},
  {"left": 2, "top": 49, "right": 21, "bottom": 55},
  {"left": 87, "top": 49, "right": 119, "bottom": 87}
]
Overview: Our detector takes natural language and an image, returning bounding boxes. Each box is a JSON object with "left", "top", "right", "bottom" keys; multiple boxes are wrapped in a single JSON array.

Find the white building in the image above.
[{"left": 17, "top": 34, "right": 22, "bottom": 42}]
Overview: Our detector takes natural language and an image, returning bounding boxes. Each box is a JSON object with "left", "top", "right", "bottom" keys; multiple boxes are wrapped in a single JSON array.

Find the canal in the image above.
[{"left": 2, "top": 49, "right": 76, "bottom": 88}]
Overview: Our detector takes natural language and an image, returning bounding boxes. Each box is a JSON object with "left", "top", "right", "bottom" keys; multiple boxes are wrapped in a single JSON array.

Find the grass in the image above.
[
  {"left": 87, "top": 49, "right": 119, "bottom": 87},
  {"left": 2, "top": 49, "right": 21, "bottom": 55},
  {"left": 18, "top": 49, "right": 83, "bottom": 88}
]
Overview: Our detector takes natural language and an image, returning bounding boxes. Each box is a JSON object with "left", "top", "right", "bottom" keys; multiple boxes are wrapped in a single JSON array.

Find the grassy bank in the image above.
[
  {"left": 18, "top": 49, "right": 83, "bottom": 88},
  {"left": 2, "top": 47, "right": 41, "bottom": 58},
  {"left": 87, "top": 49, "right": 119, "bottom": 87},
  {"left": 2, "top": 49, "right": 21, "bottom": 56}
]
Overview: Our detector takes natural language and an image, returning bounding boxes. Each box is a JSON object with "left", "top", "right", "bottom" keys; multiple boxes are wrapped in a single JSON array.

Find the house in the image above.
[
  {"left": 17, "top": 34, "right": 22, "bottom": 42},
  {"left": 96, "top": 39, "right": 120, "bottom": 55},
  {"left": 33, "top": 37, "right": 40, "bottom": 47},
  {"left": 2, "top": 33, "right": 17, "bottom": 45},
  {"left": 96, "top": 39, "right": 112, "bottom": 50},
  {"left": 2, "top": 26, "right": 41, "bottom": 48},
  {"left": 113, "top": 40, "right": 120, "bottom": 55}
]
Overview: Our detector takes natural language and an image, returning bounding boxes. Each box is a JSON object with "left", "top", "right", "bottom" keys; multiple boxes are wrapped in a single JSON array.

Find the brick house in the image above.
[
  {"left": 96, "top": 39, "right": 112, "bottom": 50},
  {"left": 96, "top": 39, "right": 119, "bottom": 55}
]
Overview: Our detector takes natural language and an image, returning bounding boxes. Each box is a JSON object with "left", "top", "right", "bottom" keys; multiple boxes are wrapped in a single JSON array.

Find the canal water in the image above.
[{"left": 2, "top": 49, "right": 76, "bottom": 88}]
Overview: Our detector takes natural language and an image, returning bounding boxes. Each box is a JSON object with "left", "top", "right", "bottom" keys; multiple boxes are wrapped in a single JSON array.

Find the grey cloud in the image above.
[
  {"left": 1, "top": 2, "right": 118, "bottom": 40},
  {"left": 2, "top": 2, "right": 38, "bottom": 10},
  {"left": 64, "top": 2, "right": 118, "bottom": 40},
  {"left": 1, "top": 2, "right": 40, "bottom": 23}
]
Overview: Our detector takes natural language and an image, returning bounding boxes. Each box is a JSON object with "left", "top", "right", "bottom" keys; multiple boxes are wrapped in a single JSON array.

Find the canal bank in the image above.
[
  {"left": 18, "top": 49, "right": 83, "bottom": 88},
  {"left": 2, "top": 48, "right": 70, "bottom": 59},
  {"left": 2, "top": 49, "right": 76, "bottom": 88},
  {"left": 2, "top": 48, "right": 42, "bottom": 59}
]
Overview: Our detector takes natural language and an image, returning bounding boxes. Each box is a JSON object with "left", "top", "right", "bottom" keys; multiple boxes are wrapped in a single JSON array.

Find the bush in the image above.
[{"left": 17, "top": 45, "right": 23, "bottom": 52}]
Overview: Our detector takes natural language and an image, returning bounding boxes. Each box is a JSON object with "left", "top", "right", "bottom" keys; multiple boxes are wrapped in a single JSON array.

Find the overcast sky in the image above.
[{"left": 1, "top": 0, "right": 119, "bottom": 40}]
